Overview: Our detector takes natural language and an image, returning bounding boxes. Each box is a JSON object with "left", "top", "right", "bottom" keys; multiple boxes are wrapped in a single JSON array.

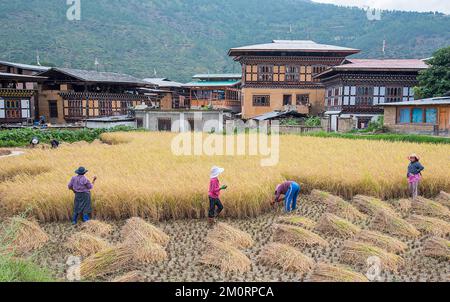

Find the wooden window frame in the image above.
[
  {"left": 396, "top": 106, "right": 438, "bottom": 125},
  {"left": 253, "top": 95, "right": 270, "bottom": 107},
  {"left": 296, "top": 94, "right": 310, "bottom": 106},
  {"left": 285, "top": 65, "right": 300, "bottom": 82},
  {"left": 258, "top": 65, "right": 273, "bottom": 82}
]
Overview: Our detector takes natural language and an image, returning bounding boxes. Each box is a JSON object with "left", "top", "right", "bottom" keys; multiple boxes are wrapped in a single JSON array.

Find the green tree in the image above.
[{"left": 415, "top": 46, "right": 450, "bottom": 99}]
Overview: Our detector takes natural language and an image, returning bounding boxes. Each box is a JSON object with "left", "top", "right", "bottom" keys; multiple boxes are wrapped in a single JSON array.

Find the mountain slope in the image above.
[{"left": 0, "top": 0, "right": 449, "bottom": 81}]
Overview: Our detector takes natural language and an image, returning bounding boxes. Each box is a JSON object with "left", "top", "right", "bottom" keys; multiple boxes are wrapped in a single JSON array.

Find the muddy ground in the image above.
[{"left": 32, "top": 196, "right": 449, "bottom": 282}]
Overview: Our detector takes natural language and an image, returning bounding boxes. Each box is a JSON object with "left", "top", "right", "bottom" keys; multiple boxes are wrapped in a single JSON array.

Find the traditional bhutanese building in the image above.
[
  {"left": 228, "top": 40, "right": 360, "bottom": 119},
  {"left": 0, "top": 60, "right": 49, "bottom": 124},
  {"left": 183, "top": 74, "right": 242, "bottom": 113},
  {"left": 142, "top": 78, "right": 190, "bottom": 110},
  {"left": 36, "top": 68, "right": 166, "bottom": 124},
  {"left": 315, "top": 59, "right": 429, "bottom": 131}
]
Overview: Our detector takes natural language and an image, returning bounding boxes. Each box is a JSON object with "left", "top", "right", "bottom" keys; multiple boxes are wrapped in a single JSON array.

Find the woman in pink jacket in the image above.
[{"left": 208, "top": 166, "right": 227, "bottom": 225}]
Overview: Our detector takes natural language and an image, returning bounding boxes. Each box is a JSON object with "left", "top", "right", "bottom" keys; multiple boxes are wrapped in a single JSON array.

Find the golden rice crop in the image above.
[
  {"left": 273, "top": 224, "right": 329, "bottom": 248},
  {"left": 353, "top": 195, "right": 397, "bottom": 216},
  {"left": 258, "top": 243, "right": 315, "bottom": 276},
  {"left": 315, "top": 213, "right": 361, "bottom": 238},
  {"left": 311, "top": 190, "right": 367, "bottom": 222},
  {"left": 411, "top": 197, "right": 450, "bottom": 219},
  {"left": 308, "top": 263, "right": 369, "bottom": 282},
  {"left": 81, "top": 220, "right": 113, "bottom": 238},
  {"left": 277, "top": 216, "right": 316, "bottom": 229},
  {"left": 423, "top": 237, "right": 450, "bottom": 260},
  {"left": 200, "top": 239, "right": 251, "bottom": 274},
  {"left": 340, "top": 241, "right": 405, "bottom": 272},
  {"left": 123, "top": 238, "right": 168, "bottom": 264},
  {"left": 121, "top": 217, "right": 169, "bottom": 246},
  {"left": 112, "top": 271, "right": 145, "bottom": 282},
  {"left": 80, "top": 245, "right": 135, "bottom": 280},
  {"left": 391, "top": 199, "right": 412, "bottom": 214},
  {"left": 407, "top": 215, "right": 450, "bottom": 237},
  {"left": 354, "top": 230, "right": 408, "bottom": 254},
  {"left": 436, "top": 191, "right": 450, "bottom": 208},
  {"left": 0, "top": 217, "right": 49, "bottom": 255},
  {"left": 1, "top": 132, "right": 449, "bottom": 222},
  {"left": 370, "top": 210, "right": 420, "bottom": 238},
  {"left": 65, "top": 232, "right": 111, "bottom": 258},
  {"left": 207, "top": 223, "right": 254, "bottom": 249}
]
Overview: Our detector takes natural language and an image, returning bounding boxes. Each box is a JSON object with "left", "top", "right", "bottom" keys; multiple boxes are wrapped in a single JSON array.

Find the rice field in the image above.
[{"left": 0, "top": 132, "right": 449, "bottom": 222}]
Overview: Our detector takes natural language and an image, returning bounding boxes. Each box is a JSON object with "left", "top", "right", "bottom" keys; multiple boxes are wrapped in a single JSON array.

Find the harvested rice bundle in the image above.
[
  {"left": 315, "top": 213, "right": 361, "bottom": 239},
  {"left": 208, "top": 222, "right": 254, "bottom": 249},
  {"left": 80, "top": 245, "right": 135, "bottom": 280},
  {"left": 308, "top": 263, "right": 369, "bottom": 282},
  {"left": 353, "top": 195, "right": 396, "bottom": 216},
  {"left": 121, "top": 217, "right": 169, "bottom": 246},
  {"left": 81, "top": 220, "right": 113, "bottom": 238},
  {"left": 112, "top": 271, "right": 145, "bottom": 282},
  {"left": 370, "top": 210, "right": 420, "bottom": 238},
  {"left": 277, "top": 216, "right": 316, "bottom": 229},
  {"left": 411, "top": 197, "right": 450, "bottom": 219},
  {"left": 310, "top": 190, "right": 333, "bottom": 203},
  {"left": 65, "top": 232, "right": 111, "bottom": 258},
  {"left": 436, "top": 191, "right": 450, "bottom": 208},
  {"left": 340, "top": 241, "right": 404, "bottom": 272},
  {"left": 423, "top": 237, "right": 450, "bottom": 260},
  {"left": 200, "top": 239, "right": 251, "bottom": 274},
  {"left": 355, "top": 230, "right": 407, "bottom": 254},
  {"left": 273, "top": 224, "right": 328, "bottom": 248},
  {"left": 1, "top": 217, "right": 49, "bottom": 255},
  {"left": 407, "top": 215, "right": 450, "bottom": 237},
  {"left": 391, "top": 199, "right": 412, "bottom": 214},
  {"left": 259, "top": 243, "right": 315, "bottom": 276},
  {"left": 324, "top": 196, "right": 367, "bottom": 222},
  {"left": 123, "top": 237, "right": 167, "bottom": 264}
]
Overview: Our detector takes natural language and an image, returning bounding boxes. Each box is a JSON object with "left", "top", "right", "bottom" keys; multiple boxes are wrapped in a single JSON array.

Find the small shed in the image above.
[
  {"left": 380, "top": 97, "right": 450, "bottom": 136},
  {"left": 85, "top": 116, "right": 136, "bottom": 129}
]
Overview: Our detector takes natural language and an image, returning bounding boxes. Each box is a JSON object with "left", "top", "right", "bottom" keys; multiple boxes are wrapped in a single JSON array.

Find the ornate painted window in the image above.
[
  {"left": 253, "top": 95, "right": 270, "bottom": 107},
  {"left": 258, "top": 65, "right": 273, "bottom": 82}
]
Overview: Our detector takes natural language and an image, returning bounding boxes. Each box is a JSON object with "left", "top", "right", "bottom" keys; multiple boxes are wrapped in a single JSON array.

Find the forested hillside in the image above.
[{"left": 0, "top": 0, "right": 449, "bottom": 81}]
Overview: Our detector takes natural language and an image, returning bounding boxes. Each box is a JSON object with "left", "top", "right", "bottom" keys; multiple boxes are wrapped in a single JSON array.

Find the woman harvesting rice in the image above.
[
  {"left": 272, "top": 181, "right": 301, "bottom": 213},
  {"left": 68, "top": 167, "right": 97, "bottom": 225},
  {"left": 208, "top": 166, "right": 227, "bottom": 225},
  {"left": 407, "top": 154, "right": 424, "bottom": 200}
]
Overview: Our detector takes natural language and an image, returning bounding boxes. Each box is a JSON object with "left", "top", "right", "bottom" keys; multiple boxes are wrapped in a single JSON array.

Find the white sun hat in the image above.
[{"left": 210, "top": 166, "right": 225, "bottom": 179}]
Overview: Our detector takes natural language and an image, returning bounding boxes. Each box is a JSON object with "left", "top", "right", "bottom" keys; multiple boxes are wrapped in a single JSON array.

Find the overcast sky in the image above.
[{"left": 311, "top": 0, "right": 450, "bottom": 14}]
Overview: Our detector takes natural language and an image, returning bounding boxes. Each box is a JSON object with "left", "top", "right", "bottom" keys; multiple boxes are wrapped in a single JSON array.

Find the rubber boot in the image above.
[
  {"left": 72, "top": 214, "right": 79, "bottom": 225},
  {"left": 208, "top": 217, "right": 215, "bottom": 228},
  {"left": 82, "top": 214, "right": 90, "bottom": 223}
]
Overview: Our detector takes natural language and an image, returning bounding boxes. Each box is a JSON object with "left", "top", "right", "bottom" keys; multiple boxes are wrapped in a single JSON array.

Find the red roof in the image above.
[{"left": 338, "top": 59, "right": 429, "bottom": 70}]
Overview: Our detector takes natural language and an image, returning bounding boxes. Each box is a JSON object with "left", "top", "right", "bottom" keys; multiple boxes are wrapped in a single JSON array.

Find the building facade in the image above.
[
  {"left": 316, "top": 59, "right": 428, "bottom": 131},
  {"left": 184, "top": 74, "right": 242, "bottom": 113},
  {"left": 142, "top": 78, "right": 190, "bottom": 110},
  {"left": 228, "top": 40, "right": 360, "bottom": 119}
]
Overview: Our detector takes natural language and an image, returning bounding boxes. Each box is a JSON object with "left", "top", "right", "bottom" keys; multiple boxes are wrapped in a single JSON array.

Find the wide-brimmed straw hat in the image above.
[
  {"left": 409, "top": 154, "right": 420, "bottom": 161},
  {"left": 75, "top": 167, "right": 88, "bottom": 175},
  {"left": 210, "top": 166, "right": 225, "bottom": 179}
]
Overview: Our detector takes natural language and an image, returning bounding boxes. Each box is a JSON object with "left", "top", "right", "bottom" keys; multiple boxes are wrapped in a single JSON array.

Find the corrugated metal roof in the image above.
[
  {"left": 251, "top": 110, "right": 306, "bottom": 121},
  {"left": 339, "top": 59, "right": 429, "bottom": 70},
  {"left": 192, "top": 74, "right": 242, "bottom": 79},
  {"left": 229, "top": 40, "right": 360, "bottom": 55},
  {"left": 41, "top": 68, "right": 147, "bottom": 85},
  {"left": 142, "top": 78, "right": 184, "bottom": 88},
  {"left": 0, "top": 60, "right": 50, "bottom": 72},
  {"left": 0, "top": 72, "right": 47, "bottom": 81},
  {"left": 183, "top": 80, "right": 241, "bottom": 88},
  {"left": 380, "top": 97, "right": 450, "bottom": 106}
]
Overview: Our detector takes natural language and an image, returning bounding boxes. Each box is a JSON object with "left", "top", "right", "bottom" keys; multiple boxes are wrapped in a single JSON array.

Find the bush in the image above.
[{"left": 305, "top": 116, "right": 322, "bottom": 127}]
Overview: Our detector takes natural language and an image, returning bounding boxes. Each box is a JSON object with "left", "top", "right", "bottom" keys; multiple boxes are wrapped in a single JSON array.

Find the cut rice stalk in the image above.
[
  {"left": 436, "top": 191, "right": 450, "bottom": 209},
  {"left": 81, "top": 220, "right": 113, "bottom": 238},
  {"left": 407, "top": 215, "right": 450, "bottom": 237},
  {"left": 112, "top": 271, "right": 145, "bottom": 282},
  {"left": 315, "top": 213, "right": 361, "bottom": 239},
  {"left": 121, "top": 217, "right": 169, "bottom": 246},
  {"left": 355, "top": 230, "right": 407, "bottom": 254},
  {"left": 324, "top": 196, "right": 367, "bottom": 222},
  {"left": 353, "top": 195, "right": 396, "bottom": 216},
  {"left": 340, "top": 241, "right": 404, "bottom": 272},
  {"left": 80, "top": 245, "right": 135, "bottom": 280},
  {"left": 423, "top": 237, "right": 450, "bottom": 260},
  {"left": 123, "top": 237, "right": 168, "bottom": 264},
  {"left": 207, "top": 222, "right": 254, "bottom": 249},
  {"left": 259, "top": 243, "right": 315, "bottom": 276},
  {"left": 65, "top": 232, "right": 111, "bottom": 258},
  {"left": 1, "top": 217, "right": 49, "bottom": 255},
  {"left": 200, "top": 239, "right": 251, "bottom": 274},
  {"left": 308, "top": 263, "right": 369, "bottom": 282},
  {"left": 310, "top": 190, "right": 333, "bottom": 203},
  {"left": 370, "top": 209, "right": 420, "bottom": 238},
  {"left": 277, "top": 216, "right": 316, "bottom": 229},
  {"left": 391, "top": 199, "right": 412, "bottom": 214},
  {"left": 273, "top": 224, "right": 329, "bottom": 248},
  {"left": 411, "top": 197, "right": 450, "bottom": 219}
]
